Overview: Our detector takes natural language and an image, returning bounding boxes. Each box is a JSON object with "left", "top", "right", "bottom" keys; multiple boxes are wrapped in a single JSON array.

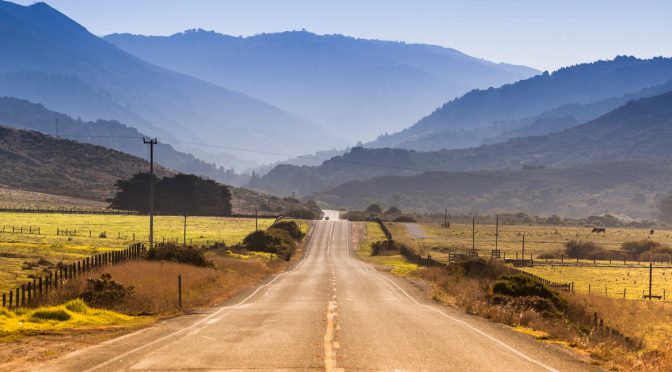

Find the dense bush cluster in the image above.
[
  {"left": 242, "top": 221, "right": 305, "bottom": 261},
  {"left": 81, "top": 273, "right": 134, "bottom": 307},
  {"left": 491, "top": 274, "right": 566, "bottom": 317},
  {"left": 146, "top": 244, "right": 212, "bottom": 267}
]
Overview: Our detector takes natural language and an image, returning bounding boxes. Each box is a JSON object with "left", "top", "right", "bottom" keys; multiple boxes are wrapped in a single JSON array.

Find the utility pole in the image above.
[
  {"left": 444, "top": 208, "right": 448, "bottom": 229},
  {"left": 143, "top": 138, "right": 158, "bottom": 250},
  {"left": 522, "top": 234, "right": 525, "bottom": 262},
  {"left": 183, "top": 214, "right": 187, "bottom": 247},
  {"left": 472, "top": 216, "right": 476, "bottom": 254},
  {"left": 54, "top": 118, "right": 59, "bottom": 138},
  {"left": 393, "top": 195, "right": 400, "bottom": 210},
  {"left": 495, "top": 214, "right": 499, "bottom": 251},
  {"left": 255, "top": 208, "right": 258, "bottom": 232}
]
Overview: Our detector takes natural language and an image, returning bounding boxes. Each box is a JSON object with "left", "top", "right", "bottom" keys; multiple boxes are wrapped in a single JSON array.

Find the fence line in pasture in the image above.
[
  {"left": 1, "top": 243, "right": 145, "bottom": 309},
  {"left": 0, "top": 206, "right": 280, "bottom": 219}
]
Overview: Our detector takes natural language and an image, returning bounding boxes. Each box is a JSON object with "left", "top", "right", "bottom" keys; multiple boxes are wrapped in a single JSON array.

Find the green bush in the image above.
[
  {"left": 30, "top": 309, "right": 71, "bottom": 321},
  {"left": 146, "top": 244, "right": 211, "bottom": 267},
  {"left": 371, "top": 240, "right": 399, "bottom": 256},
  {"left": 492, "top": 274, "right": 566, "bottom": 311},
  {"left": 271, "top": 221, "right": 305, "bottom": 240},
  {"left": 243, "top": 229, "right": 296, "bottom": 261},
  {"left": 80, "top": 273, "right": 134, "bottom": 308}
]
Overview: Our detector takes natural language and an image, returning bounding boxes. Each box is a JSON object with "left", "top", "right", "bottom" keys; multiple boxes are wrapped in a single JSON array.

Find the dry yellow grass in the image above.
[
  {"left": 46, "top": 257, "right": 278, "bottom": 315},
  {"left": 0, "top": 213, "right": 274, "bottom": 291}
]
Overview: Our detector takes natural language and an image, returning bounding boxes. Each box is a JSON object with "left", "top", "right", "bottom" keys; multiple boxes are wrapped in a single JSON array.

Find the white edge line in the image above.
[
  {"left": 80, "top": 222, "right": 319, "bottom": 372},
  {"left": 379, "top": 275, "right": 559, "bottom": 372}
]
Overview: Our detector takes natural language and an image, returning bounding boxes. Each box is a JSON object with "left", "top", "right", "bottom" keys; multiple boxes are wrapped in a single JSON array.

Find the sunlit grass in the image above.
[
  {"left": 0, "top": 299, "right": 149, "bottom": 335},
  {"left": 0, "top": 213, "right": 274, "bottom": 291}
]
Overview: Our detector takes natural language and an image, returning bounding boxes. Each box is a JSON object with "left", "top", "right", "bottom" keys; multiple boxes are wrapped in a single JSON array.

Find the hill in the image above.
[
  {"left": 370, "top": 56, "right": 672, "bottom": 150},
  {"left": 251, "top": 91, "right": 672, "bottom": 197},
  {"left": 312, "top": 160, "right": 672, "bottom": 219},
  {"left": 0, "top": 96, "right": 250, "bottom": 185},
  {"left": 104, "top": 29, "right": 538, "bottom": 142},
  {"left": 0, "top": 125, "right": 317, "bottom": 214},
  {"left": 0, "top": 1, "right": 339, "bottom": 167}
]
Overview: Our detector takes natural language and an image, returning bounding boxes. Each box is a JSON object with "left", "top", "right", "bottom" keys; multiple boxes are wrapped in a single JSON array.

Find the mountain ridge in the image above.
[{"left": 104, "top": 28, "right": 539, "bottom": 142}]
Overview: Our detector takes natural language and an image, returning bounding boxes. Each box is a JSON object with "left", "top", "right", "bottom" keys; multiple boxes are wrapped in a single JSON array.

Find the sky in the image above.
[{"left": 12, "top": 0, "right": 672, "bottom": 71}]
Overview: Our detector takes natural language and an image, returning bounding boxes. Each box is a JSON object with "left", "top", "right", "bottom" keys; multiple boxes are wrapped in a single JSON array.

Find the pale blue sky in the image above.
[{"left": 13, "top": 0, "right": 672, "bottom": 71}]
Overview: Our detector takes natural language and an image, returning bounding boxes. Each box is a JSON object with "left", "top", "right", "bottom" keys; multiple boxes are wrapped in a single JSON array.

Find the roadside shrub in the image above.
[
  {"left": 490, "top": 294, "right": 561, "bottom": 318},
  {"left": 492, "top": 274, "right": 566, "bottom": 311},
  {"left": 146, "top": 244, "right": 211, "bottom": 267},
  {"left": 81, "top": 273, "right": 134, "bottom": 308},
  {"left": 459, "top": 258, "right": 507, "bottom": 280},
  {"left": 271, "top": 221, "right": 305, "bottom": 240},
  {"left": 285, "top": 208, "right": 318, "bottom": 220},
  {"left": 243, "top": 229, "right": 296, "bottom": 261},
  {"left": 371, "top": 240, "right": 399, "bottom": 256},
  {"left": 393, "top": 215, "right": 417, "bottom": 223},
  {"left": 385, "top": 207, "right": 401, "bottom": 215}
]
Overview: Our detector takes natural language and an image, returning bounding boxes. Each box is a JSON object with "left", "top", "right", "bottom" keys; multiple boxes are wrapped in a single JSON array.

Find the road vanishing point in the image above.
[{"left": 36, "top": 210, "right": 595, "bottom": 371}]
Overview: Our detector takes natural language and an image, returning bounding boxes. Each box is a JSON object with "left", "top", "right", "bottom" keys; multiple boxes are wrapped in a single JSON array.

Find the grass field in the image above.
[
  {"left": 386, "top": 221, "right": 672, "bottom": 301},
  {"left": 519, "top": 265, "right": 672, "bottom": 299},
  {"left": 0, "top": 212, "right": 274, "bottom": 291},
  {"left": 391, "top": 222, "right": 672, "bottom": 261},
  {"left": 354, "top": 222, "right": 417, "bottom": 276}
]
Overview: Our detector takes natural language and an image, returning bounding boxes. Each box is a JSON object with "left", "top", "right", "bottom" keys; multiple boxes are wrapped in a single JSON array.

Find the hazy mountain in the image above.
[
  {"left": 251, "top": 91, "right": 672, "bottom": 197},
  {"left": 370, "top": 56, "right": 672, "bottom": 150},
  {"left": 0, "top": 96, "right": 251, "bottom": 185},
  {"left": 104, "top": 29, "right": 538, "bottom": 142},
  {"left": 0, "top": 1, "right": 339, "bottom": 168},
  {"left": 312, "top": 160, "right": 671, "bottom": 219},
  {"left": 485, "top": 79, "right": 672, "bottom": 143}
]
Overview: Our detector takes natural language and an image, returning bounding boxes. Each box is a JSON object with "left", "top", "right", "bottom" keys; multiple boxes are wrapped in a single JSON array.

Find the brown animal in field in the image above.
[
  {"left": 591, "top": 227, "right": 606, "bottom": 233},
  {"left": 650, "top": 229, "right": 655, "bottom": 235}
]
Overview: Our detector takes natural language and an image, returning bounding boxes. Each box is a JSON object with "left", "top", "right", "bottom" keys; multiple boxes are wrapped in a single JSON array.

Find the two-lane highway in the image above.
[{"left": 37, "top": 210, "right": 594, "bottom": 371}]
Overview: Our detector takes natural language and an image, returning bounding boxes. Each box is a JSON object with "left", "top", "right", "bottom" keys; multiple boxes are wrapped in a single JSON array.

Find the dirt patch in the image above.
[{"left": 0, "top": 326, "right": 141, "bottom": 371}]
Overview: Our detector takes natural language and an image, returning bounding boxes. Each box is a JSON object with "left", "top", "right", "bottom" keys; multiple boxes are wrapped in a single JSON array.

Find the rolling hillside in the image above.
[
  {"left": 251, "top": 91, "right": 672, "bottom": 197},
  {"left": 0, "top": 125, "right": 317, "bottom": 214},
  {"left": 105, "top": 29, "right": 538, "bottom": 142},
  {"left": 370, "top": 56, "right": 672, "bottom": 150},
  {"left": 0, "top": 1, "right": 339, "bottom": 167},
  {"left": 0, "top": 97, "right": 250, "bottom": 185}
]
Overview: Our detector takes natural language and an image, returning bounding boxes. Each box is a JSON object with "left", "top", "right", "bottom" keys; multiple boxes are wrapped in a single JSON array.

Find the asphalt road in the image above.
[{"left": 36, "top": 210, "right": 595, "bottom": 371}]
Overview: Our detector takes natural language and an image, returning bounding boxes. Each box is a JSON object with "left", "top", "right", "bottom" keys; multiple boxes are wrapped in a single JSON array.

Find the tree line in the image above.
[{"left": 108, "top": 172, "right": 232, "bottom": 216}]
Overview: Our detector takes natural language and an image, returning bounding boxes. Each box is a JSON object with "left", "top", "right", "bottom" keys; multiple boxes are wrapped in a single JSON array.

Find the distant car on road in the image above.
[{"left": 325, "top": 216, "right": 330, "bottom": 220}]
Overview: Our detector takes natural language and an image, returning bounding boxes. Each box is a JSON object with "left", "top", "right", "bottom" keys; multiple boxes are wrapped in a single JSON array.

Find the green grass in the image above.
[
  {"left": 0, "top": 213, "right": 274, "bottom": 291},
  {"left": 0, "top": 299, "right": 150, "bottom": 334},
  {"left": 356, "top": 222, "right": 418, "bottom": 276},
  {"left": 519, "top": 265, "right": 672, "bottom": 300}
]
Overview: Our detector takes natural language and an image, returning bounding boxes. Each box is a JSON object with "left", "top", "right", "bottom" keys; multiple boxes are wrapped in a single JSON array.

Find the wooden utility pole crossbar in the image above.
[{"left": 143, "top": 138, "right": 158, "bottom": 250}]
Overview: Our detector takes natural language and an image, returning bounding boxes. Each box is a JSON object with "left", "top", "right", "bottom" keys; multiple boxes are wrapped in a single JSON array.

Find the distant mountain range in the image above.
[
  {"left": 370, "top": 56, "right": 672, "bottom": 150},
  {"left": 313, "top": 160, "right": 671, "bottom": 219},
  {"left": 0, "top": 1, "right": 340, "bottom": 168},
  {"left": 104, "top": 29, "right": 538, "bottom": 142},
  {"left": 0, "top": 97, "right": 250, "bottom": 185},
  {"left": 251, "top": 91, "right": 672, "bottom": 200}
]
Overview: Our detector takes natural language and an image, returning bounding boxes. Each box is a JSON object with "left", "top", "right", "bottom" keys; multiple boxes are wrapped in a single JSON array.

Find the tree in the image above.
[
  {"left": 385, "top": 206, "right": 401, "bottom": 214},
  {"left": 107, "top": 172, "right": 158, "bottom": 213},
  {"left": 109, "top": 172, "right": 232, "bottom": 215},
  {"left": 365, "top": 203, "right": 382, "bottom": 214}
]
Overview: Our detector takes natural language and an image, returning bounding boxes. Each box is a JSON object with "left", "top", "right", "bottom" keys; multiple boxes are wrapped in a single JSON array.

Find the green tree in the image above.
[{"left": 365, "top": 203, "right": 382, "bottom": 214}]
